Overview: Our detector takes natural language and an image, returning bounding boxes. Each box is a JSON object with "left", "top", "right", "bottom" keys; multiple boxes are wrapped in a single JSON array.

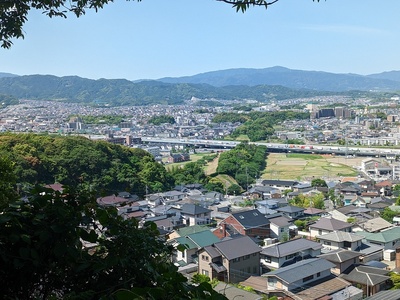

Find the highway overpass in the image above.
[{"left": 141, "top": 137, "right": 400, "bottom": 158}]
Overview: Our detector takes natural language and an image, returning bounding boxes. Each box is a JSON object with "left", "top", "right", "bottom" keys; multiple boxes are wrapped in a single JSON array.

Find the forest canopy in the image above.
[{"left": 0, "top": 133, "right": 174, "bottom": 196}]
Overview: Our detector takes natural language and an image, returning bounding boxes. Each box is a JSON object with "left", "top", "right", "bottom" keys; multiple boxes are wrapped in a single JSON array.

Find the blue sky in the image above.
[{"left": 0, "top": 0, "right": 399, "bottom": 81}]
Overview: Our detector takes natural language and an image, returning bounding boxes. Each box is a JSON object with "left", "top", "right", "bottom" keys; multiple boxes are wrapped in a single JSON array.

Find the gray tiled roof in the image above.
[
  {"left": 261, "top": 238, "right": 323, "bottom": 258},
  {"left": 214, "top": 235, "right": 261, "bottom": 260},
  {"left": 265, "top": 258, "right": 335, "bottom": 283},
  {"left": 268, "top": 216, "right": 292, "bottom": 227},
  {"left": 319, "top": 249, "right": 360, "bottom": 263},
  {"left": 365, "top": 290, "right": 400, "bottom": 300},
  {"left": 275, "top": 205, "right": 305, "bottom": 213},
  {"left": 261, "top": 179, "right": 299, "bottom": 187},
  {"left": 231, "top": 209, "right": 270, "bottom": 228},
  {"left": 310, "top": 217, "right": 353, "bottom": 231},
  {"left": 180, "top": 203, "right": 211, "bottom": 215},
  {"left": 341, "top": 265, "right": 389, "bottom": 286},
  {"left": 317, "top": 231, "right": 364, "bottom": 242},
  {"left": 203, "top": 244, "right": 222, "bottom": 259}
]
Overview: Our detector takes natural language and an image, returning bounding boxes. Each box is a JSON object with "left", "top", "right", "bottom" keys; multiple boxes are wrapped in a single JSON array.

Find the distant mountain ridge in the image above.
[
  {"left": 0, "top": 74, "right": 335, "bottom": 106},
  {"left": 0, "top": 72, "right": 19, "bottom": 78},
  {"left": 0, "top": 67, "right": 399, "bottom": 106},
  {"left": 158, "top": 66, "right": 400, "bottom": 91}
]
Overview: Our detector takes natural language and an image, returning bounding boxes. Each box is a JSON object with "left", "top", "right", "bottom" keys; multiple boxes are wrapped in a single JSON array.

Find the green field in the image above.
[
  {"left": 163, "top": 152, "right": 215, "bottom": 171},
  {"left": 262, "top": 153, "right": 359, "bottom": 181}
]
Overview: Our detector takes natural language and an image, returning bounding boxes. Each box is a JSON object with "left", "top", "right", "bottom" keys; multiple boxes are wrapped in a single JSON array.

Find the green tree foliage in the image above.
[
  {"left": 0, "top": 133, "right": 173, "bottom": 196},
  {"left": 0, "top": 156, "right": 17, "bottom": 208},
  {"left": 204, "top": 180, "right": 225, "bottom": 194},
  {"left": 294, "top": 219, "right": 307, "bottom": 231},
  {"left": 216, "top": 143, "right": 267, "bottom": 190},
  {"left": 77, "top": 115, "right": 126, "bottom": 125},
  {"left": 381, "top": 207, "right": 400, "bottom": 223},
  {"left": 147, "top": 115, "right": 175, "bottom": 125},
  {"left": 213, "top": 111, "right": 310, "bottom": 142},
  {"left": 0, "top": 187, "right": 226, "bottom": 299},
  {"left": 390, "top": 272, "right": 400, "bottom": 289},
  {"left": 227, "top": 184, "right": 242, "bottom": 195},
  {"left": 311, "top": 178, "right": 328, "bottom": 187},
  {"left": 291, "top": 193, "right": 325, "bottom": 209},
  {"left": 0, "top": 94, "right": 18, "bottom": 107},
  {"left": 169, "top": 162, "right": 206, "bottom": 185}
]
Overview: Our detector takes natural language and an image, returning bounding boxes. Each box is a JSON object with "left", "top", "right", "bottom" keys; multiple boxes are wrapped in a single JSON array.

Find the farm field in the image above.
[{"left": 262, "top": 153, "right": 363, "bottom": 181}]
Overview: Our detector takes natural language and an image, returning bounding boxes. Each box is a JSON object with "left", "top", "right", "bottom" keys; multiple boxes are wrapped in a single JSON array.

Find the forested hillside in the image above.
[
  {"left": 0, "top": 133, "right": 174, "bottom": 196},
  {"left": 0, "top": 74, "right": 335, "bottom": 106}
]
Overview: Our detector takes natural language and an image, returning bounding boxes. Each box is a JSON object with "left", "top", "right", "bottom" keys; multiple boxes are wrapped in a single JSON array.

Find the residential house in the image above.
[
  {"left": 241, "top": 275, "right": 356, "bottom": 300},
  {"left": 170, "top": 229, "right": 220, "bottom": 266},
  {"left": 198, "top": 235, "right": 261, "bottom": 283},
  {"left": 260, "top": 180, "right": 299, "bottom": 192},
  {"left": 214, "top": 209, "right": 270, "bottom": 240},
  {"left": 168, "top": 152, "right": 190, "bottom": 163},
  {"left": 247, "top": 185, "right": 281, "bottom": 200},
  {"left": 275, "top": 205, "right": 305, "bottom": 220},
  {"left": 265, "top": 214, "right": 296, "bottom": 241},
  {"left": 316, "top": 231, "right": 363, "bottom": 251},
  {"left": 319, "top": 249, "right": 361, "bottom": 275},
  {"left": 146, "top": 190, "right": 186, "bottom": 207},
  {"left": 303, "top": 207, "right": 326, "bottom": 218},
  {"left": 260, "top": 238, "right": 323, "bottom": 271},
  {"left": 356, "top": 227, "right": 400, "bottom": 250},
  {"left": 375, "top": 180, "right": 393, "bottom": 196},
  {"left": 350, "top": 195, "right": 367, "bottom": 208},
  {"left": 353, "top": 217, "right": 393, "bottom": 233},
  {"left": 309, "top": 217, "right": 353, "bottom": 238},
  {"left": 263, "top": 258, "right": 336, "bottom": 292},
  {"left": 341, "top": 265, "right": 391, "bottom": 297},
  {"left": 179, "top": 203, "right": 212, "bottom": 226},
  {"left": 97, "top": 195, "right": 136, "bottom": 207}
]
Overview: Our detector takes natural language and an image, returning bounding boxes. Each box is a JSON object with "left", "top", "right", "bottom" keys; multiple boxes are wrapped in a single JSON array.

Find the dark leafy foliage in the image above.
[
  {"left": 0, "top": 133, "right": 173, "bottom": 196},
  {"left": 213, "top": 110, "right": 310, "bottom": 142},
  {"left": 0, "top": 186, "right": 227, "bottom": 299},
  {"left": 147, "top": 115, "right": 175, "bottom": 125},
  {"left": 216, "top": 143, "right": 267, "bottom": 190}
]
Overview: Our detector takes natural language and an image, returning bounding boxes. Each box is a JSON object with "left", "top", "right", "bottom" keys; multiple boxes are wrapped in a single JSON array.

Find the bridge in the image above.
[{"left": 141, "top": 137, "right": 400, "bottom": 158}]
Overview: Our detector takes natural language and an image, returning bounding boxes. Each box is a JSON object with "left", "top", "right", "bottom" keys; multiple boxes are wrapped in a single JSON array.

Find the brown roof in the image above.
[
  {"left": 97, "top": 195, "right": 133, "bottom": 206},
  {"left": 240, "top": 276, "right": 267, "bottom": 292},
  {"left": 375, "top": 180, "right": 392, "bottom": 187},
  {"left": 295, "top": 277, "right": 351, "bottom": 300},
  {"left": 44, "top": 183, "right": 63, "bottom": 192}
]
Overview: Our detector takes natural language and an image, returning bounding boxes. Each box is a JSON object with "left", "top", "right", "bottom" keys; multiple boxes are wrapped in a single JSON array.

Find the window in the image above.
[
  {"left": 280, "top": 228, "right": 285, "bottom": 233},
  {"left": 202, "top": 270, "right": 209, "bottom": 276},
  {"left": 303, "top": 275, "right": 314, "bottom": 282},
  {"left": 344, "top": 241, "right": 351, "bottom": 248},
  {"left": 324, "top": 241, "right": 331, "bottom": 246},
  {"left": 268, "top": 278, "right": 277, "bottom": 287},
  {"left": 232, "top": 257, "right": 240, "bottom": 263},
  {"left": 285, "top": 254, "right": 296, "bottom": 260},
  {"left": 243, "top": 255, "right": 250, "bottom": 260},
  {"left": 318, "top": 230, "right": 322, "bottom": 235},
  {"left": 202, "top": 255, "right": 209, "bottom": 261},
  {"left": 265, "top": 256, "right": 271, "bottom": 263},
  {"left": 317, "top": 272, "right": 320, "bottom": 277}
]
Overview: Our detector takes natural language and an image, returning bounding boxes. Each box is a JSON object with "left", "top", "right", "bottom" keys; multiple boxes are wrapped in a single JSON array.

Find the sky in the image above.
[{"left": 0, "top": 0, "right": 400, "bottom": 81}]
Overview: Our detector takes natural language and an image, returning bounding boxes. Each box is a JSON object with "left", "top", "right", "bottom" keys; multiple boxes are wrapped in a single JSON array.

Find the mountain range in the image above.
[
  {"left": 158, "top": 66, "right": 400, "bottom": 91},
  {"left": 0, "top": 67, "right": 399, "bottom": 106}
]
